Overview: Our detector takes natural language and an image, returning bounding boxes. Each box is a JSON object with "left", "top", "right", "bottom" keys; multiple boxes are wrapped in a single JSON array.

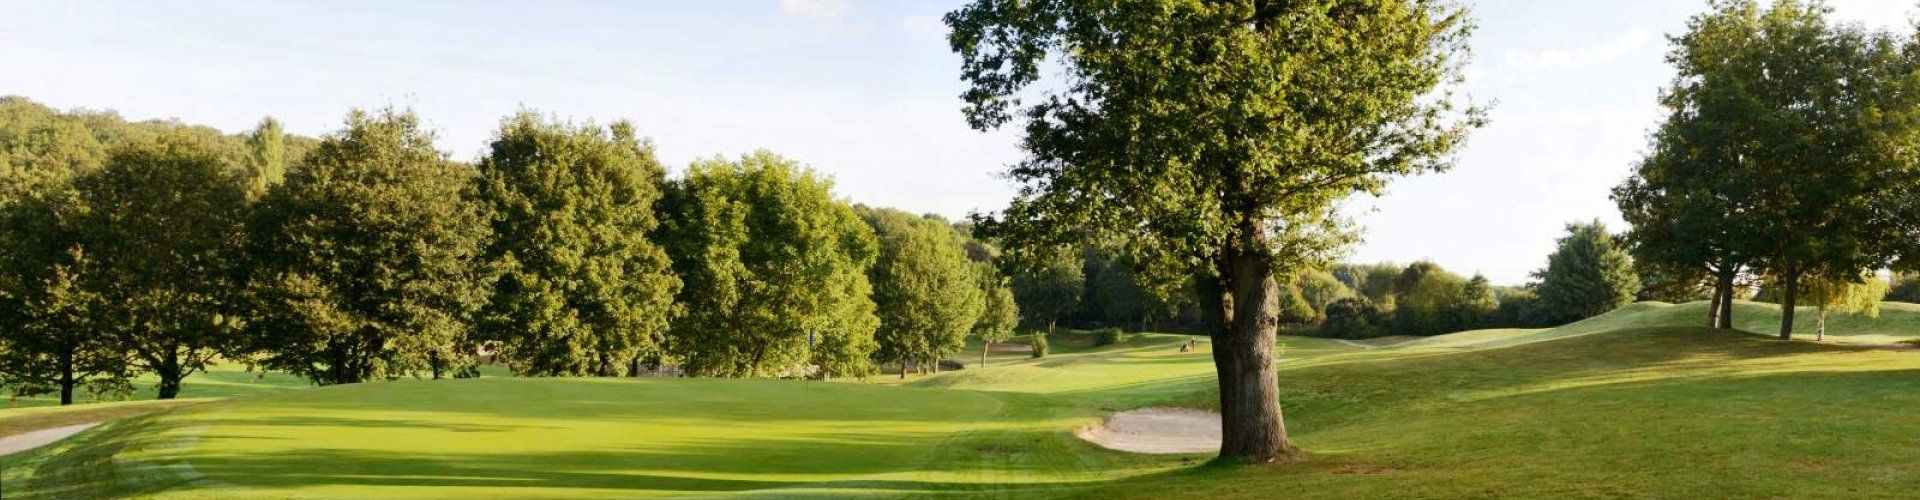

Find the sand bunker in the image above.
[{"left": 1076, "top": 407, "right": 1221, "bottom": 454}]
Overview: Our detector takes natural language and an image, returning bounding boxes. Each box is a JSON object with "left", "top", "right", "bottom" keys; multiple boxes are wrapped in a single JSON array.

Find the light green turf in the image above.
[
  {"left": 3, "top": 333, "right": 1265, "bottom": 499},
  {"left": 0, "top": 361, "right": 312, "bottom": 409},
  {"left": 11, "top": 302, "right": 1920, "bottom": 498}
]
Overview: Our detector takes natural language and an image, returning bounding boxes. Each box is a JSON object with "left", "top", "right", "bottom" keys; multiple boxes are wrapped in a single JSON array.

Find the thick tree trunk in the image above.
[
  {"left": 1715, "top": 267, "right": 1737, "bottom": 330},
  {"left": 58, "top": 345, "right": 75, "bottom": 406},
  {"left": 1707, "top": 280, "right": 1724, "bottom": 328},
  {"left": 1779, "top": 264, "right": 1799, "bottom": 341},
  {"left": 900, "top": 360, "right": 908, "bottom": 379},
  {"left": 155, "top": 350, "right": 182, "bottom": 400},
  {"left": 1210, "top": 222, "right": 1294, "bottom": 463}
]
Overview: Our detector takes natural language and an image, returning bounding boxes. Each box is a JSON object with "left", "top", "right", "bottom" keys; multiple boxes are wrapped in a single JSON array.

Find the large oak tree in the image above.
[
  {"left": 474, "top": 113, "right": 680, "bottom": 377},
  {"left": 948, "top": 0, "right": 1482, "bottom": 461},
  {"left": 246, "top": 109, "right": 494, "bottom": 385},
  {"left": 862, "top": 208, "right": 983, "bottom": 378},
  {"left": 73, "top": 129, "right": 250, "bottom": 399},
  {"left": 661, "top": 152, "right": 880, "bottom": 379},
  {"left": 1618, "top": 0, "right": 1920, "bottom": 338}
]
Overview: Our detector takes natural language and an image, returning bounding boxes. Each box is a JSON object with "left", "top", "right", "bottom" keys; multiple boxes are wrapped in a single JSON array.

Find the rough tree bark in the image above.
[
  {"left": 58, "top": 346, "right": 75, "bottom": 406},
  {"left": 1778, "top": 263, "right": 1799, "bottom": 340},
  {"left": 1209, "top": 219, "right": 1294, "bottom": 462},
  {"left": 1707, "top": 277, "right": 1724, "bottom": 328},
  {"left": 1715, "top": 267, "right": 1737, "bottom": 329}
]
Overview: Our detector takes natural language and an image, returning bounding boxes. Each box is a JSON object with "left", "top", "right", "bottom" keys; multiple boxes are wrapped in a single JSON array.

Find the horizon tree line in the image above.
[{"left": 0, "top": 97, "right": 1024, "bottom": 404}]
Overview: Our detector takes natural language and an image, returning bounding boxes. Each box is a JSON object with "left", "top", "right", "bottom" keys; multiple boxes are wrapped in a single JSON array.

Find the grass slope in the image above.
[
  {"left": 10, "top": 303, "right": 1920, "bottom": 498},
  {"left": 1, "top": 361, "right": 312, "bottom": 410}
]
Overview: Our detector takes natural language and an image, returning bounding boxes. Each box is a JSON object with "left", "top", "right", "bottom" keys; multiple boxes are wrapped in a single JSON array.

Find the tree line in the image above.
[
  {"left": 1307, "top": 220, "right": 1640, "bottom": 338},
  {"left": 0, "top": 98, "right": 1021, "bottom": 404},
  {"left": 1617, "top": 0, "right": 1920, "bottom": 341}
]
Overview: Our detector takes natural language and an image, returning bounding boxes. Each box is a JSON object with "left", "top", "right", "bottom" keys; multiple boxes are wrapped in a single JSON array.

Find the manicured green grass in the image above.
[
  {"left": 0, "top": 361, "right": 311, "bottom": 409},
  {"left": 4, "top": 333, "right": 1252, "bottom": 499},
  {"left": 1097, "top": 327, "right": 1920, "bottom": 499},
  {"left": 11, "top": 302, "right": 1920, "bottom": 498}
]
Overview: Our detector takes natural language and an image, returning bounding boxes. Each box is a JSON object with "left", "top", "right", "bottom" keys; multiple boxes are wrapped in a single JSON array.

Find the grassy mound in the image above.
[
  {"left": 1398, "top": 300, "right": 1920, "bottom": 350},
  {"left": 9, "top": 303, "right": 1920, "bottom": 498}
]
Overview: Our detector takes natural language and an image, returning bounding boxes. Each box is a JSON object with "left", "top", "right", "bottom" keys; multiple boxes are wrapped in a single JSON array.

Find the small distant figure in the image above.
[{"left": 1179, "top": 342, "right": 1190, "bottom": 353}]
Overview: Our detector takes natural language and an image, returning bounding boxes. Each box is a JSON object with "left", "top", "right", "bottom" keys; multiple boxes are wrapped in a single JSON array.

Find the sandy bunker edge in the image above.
[{"left": 1076, "top": 407, "right": 1221, "bottom": 454}]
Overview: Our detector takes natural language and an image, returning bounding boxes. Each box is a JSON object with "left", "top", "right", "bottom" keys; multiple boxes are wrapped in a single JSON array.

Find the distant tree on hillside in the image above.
[
  {"left": 473, "top": 113, "right": 681, "bottom": 377},
  {"left": 863, "top": 208, "right": 983, "bottom": 378},
  {"left": 1888, "top": 273, "right": 1920, "bottom": 303},
  {"left": 0, "top": 97, "right": 109, "bottom": 205},
  {"left": 1393, "top": 261, "right": 1445, "bottom": 299},
  {"left": 971, "top": 262, "right": 1019, "bottom": 368},
  {"left": 1532, "top": 221, "right": 1639, "bottom": 324},
  {"left": 1295, "top": 270, "right": 1355, "bottom": 323},
  {"left": 1279, "top": 283, "right": 1315, "bottom": 325},
  {"left": 1392, "top": 263, "right": 1468, "bottom": 335},
  {"left": 1082, "top": 247, "right": 1156, "bottom": 327},
  {"left": 1335, "top": 263, "right": 1402, "bottom": 304},
  {"left": 1454, "top": 274, "right": 1499, "bottom": 329},
  {"left": 246, "top": 109, "right": 494, "bottom": 385},
  {"left": 661, "top": 152, "right": 879, "bottom": 378},
  {"left": 243, "top": 117, "right": 287, "bottom": 197},
  {"left": 1319, "top": 297, "right": 1385, "bottom": 340},
  {"left": 73, "top": 129, "right": 250, "bottom": 399},
  {"left": 1010, "top": 251, "right": 1082, "bottom": 336},
  {"left": 1792, "top": 273, "right": 1890, "bottom": 342},
  {"left": 1493, "top": 287, "right": 1548, "bottom": 328}
]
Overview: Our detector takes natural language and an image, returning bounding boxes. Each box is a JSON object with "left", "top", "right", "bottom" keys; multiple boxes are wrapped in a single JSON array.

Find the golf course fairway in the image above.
[{"left": 8, "top": 300, "right": 1920, "bottom": 498}]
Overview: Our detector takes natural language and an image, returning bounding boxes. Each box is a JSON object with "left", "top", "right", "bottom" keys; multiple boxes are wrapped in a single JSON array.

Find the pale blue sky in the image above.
[{"left": 2, "top": 0, "right": 1913, "bottom": 284}]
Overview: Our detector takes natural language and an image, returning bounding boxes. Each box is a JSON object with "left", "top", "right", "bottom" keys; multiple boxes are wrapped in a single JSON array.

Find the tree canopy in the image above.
[
  {"left": 948, "top": 0, "right": 1483, "bottom": 461},
  {"left": 1532, "top": 220, "right": 1639, "bottom": 324},
  {"left": 1618, "top": 0, "right": 1920, "bottom": 336},
  {"left": 73, "top": 129, "right": 250, "bottom": 399},
  {"left": 474, "top": 113, "right": 680, "bottom": 377},
  {"left": 862, "top": 208, "right": 983, "bottom": 377},
  {"left": 245, "top": 109, "right": 494, "bottom": 385},
  {"left": 661, "top": 152, "right": 880, "bottom": 379}
]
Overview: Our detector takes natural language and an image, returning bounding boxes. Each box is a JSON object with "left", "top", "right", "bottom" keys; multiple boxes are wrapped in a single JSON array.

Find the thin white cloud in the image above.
[
  {"left": 1827, "top": 0, "right": 1916, "bottom": 26},
  {"left": 1503, "top": 29, "right": 1654, "bottom": 70},
  {"left": 779, "top": 0, "right": 847, "bottom": 21},
  {"left": 901, "top": 15, "right": 944, "bottom": 39}
]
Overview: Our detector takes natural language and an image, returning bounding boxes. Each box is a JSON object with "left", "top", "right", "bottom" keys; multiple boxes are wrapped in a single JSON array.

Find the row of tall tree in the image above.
[
  {"left": 1617, "top": 0, "right": 1920, "bottom": 340},
  {"left": 0, "top": 98, "right": 1021, "bottom": 404}
]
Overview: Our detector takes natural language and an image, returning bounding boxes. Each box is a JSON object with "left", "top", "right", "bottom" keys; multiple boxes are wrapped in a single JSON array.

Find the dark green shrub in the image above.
[
  {"left": 1030, "top": 332, "right": 1050, "bottom": 358},
  {"left": 1091, "top": 327, "right": 1125, "bottom": 347},
  {"left": 1319, "top": 297, "right": 1384, "bottom": 339}
]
